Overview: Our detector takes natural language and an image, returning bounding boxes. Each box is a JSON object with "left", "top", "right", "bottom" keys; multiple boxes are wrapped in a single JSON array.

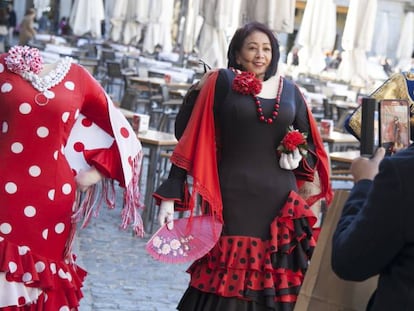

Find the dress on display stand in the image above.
[{"left": 0, "top": 46, "right": 143, "bottom": 310}]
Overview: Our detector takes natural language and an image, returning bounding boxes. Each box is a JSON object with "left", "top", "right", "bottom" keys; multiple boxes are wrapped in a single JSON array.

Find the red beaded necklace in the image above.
[
  {"left": 254, "top": 76, "right": 283, "bottom": 124},
  {"left": 232, "top": 69, "right": 283, "bottom": 125}
]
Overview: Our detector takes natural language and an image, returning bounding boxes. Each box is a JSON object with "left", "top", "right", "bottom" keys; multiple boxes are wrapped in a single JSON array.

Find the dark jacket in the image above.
[{"left": 332, "top": 144, "right": 414, "bottom": 310}]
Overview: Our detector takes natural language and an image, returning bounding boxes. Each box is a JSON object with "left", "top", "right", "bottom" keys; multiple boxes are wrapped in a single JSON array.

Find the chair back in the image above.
[{"left": 106, "top": 61, "right": 123, "bottom": 79}]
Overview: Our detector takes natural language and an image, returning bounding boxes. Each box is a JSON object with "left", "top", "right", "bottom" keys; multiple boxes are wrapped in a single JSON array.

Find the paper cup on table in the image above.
[
  {"left": 320, "top": 119, "right": 334, "bottom": 136},
  {"left": 132, "top": 113, "right": 150, "bottom": 133}
]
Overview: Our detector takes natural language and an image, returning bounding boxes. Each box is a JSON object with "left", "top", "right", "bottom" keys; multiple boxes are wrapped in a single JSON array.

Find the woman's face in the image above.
[{"left": 236, "top": 31, "right": 272, "bottom": 80}]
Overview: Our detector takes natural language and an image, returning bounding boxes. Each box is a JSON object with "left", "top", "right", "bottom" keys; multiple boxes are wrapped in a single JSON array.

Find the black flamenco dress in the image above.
[{"left": 154, "top": 69, "right": 329, "bottom": 311}]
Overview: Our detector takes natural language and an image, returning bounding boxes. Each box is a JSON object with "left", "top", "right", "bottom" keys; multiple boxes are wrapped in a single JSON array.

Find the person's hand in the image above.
[
  {"left": 351, "top": 147, "right": 386, "bottom": 182},
  {"left": 158, "top": 200, "right": 174, "bottom": 230},
  {"left": 75, "top": 167, "right": 103, "bottom": 192},
  {"left": 279, "top": 148, "right": 302, "bottom": 170}
]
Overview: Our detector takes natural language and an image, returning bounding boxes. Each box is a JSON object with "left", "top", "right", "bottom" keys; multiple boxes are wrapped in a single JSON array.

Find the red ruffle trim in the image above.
[
  {"left": 0, "top": 238, "right": 86, "bottom": 310},
  {"left": 186, "top": 191, "right": 316, "bottom": 306}
]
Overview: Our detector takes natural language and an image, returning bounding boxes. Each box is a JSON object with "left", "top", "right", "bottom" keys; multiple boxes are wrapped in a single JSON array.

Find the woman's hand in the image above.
[
  {"left": 279, "top": 148, "right": 302, "bottom": 170},
  {"left": 158, "top": 200, "right": 174, "bottom": 230},
  {"left": 75, "top": 167, "right": 103, "bottom": 192}
]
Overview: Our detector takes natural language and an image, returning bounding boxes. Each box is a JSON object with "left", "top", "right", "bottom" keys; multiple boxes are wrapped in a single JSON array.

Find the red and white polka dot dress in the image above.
[{"left": 0, "top": 54, "right": 143, "bottom": 310}]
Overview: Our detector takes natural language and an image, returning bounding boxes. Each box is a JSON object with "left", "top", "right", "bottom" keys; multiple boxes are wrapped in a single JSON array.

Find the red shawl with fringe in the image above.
[{"left": 171, "top": 71, "right": 332, "bottom": 224}]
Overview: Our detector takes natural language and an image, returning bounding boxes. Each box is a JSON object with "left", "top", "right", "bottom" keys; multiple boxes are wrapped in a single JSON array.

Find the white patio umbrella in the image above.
[
  {"left": 197, "top": 0, "right": 236, "bottom": 68},
  {"left": 108, "top": 0, "right": 128, "bottom": 42},
  {"left": 396, "top": 12, "right": 414, "bottom": 72},
  {"left": 337, "top": 0, "right": 378, "bottom": 85},
  {"left": 242, "top": 0, "right": 296, "bottom": 33},
  {"left": 373, "top": 11, "right": 389, "bottom": 58},
  {"left": 181, "top": 0, "right": 203, "bottom": 54},
  {"left": 296, "top": 0, "right": 337, "bottom": 75},
  {"left": 69, "top": 0, "right": 105, "bottom": 38},
  {"left": 122, "top": 0, "right": 150, "bottom": 45},
  {"left": 142, "top": 0, "right": 174, "bottom": 53},
  {"left": 33, "top": 0, "right": 50, "bottom": 18}
]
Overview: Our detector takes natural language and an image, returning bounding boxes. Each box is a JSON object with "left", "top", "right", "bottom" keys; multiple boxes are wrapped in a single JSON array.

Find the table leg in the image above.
[{"left": 141, "top": 144, "right": 161, "bottom": 233}]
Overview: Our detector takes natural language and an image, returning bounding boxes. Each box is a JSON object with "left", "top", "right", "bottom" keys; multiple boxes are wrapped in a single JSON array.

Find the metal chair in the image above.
[{"left": 104, "top": 61, "right": 125, "bottom": 102}]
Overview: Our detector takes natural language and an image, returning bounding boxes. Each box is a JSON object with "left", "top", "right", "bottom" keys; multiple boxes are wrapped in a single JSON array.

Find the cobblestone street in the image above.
[{"left": 75, "top": 186, "right": 189, "bottom": 311}]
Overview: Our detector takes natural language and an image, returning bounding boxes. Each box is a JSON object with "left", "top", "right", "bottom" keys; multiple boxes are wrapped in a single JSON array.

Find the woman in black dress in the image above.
[{"left": 153, "top": 22, "right": 332, "bottom": 311}]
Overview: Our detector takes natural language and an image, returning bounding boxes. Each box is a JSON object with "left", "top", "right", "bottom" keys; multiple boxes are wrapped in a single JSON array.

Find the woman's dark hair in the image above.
[{"left": 227, "top": 21, "right": 280, "bottom": 80}]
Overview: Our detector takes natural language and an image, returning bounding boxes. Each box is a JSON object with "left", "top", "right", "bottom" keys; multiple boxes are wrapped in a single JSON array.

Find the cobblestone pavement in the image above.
[{"left": 75, "top": 186, "right": 189, "bottom": 311}]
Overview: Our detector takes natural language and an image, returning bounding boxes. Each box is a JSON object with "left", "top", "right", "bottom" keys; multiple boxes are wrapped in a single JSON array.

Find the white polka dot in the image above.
[
  {"left": 1, "top": 83, "right": 12, "bottom": 93},
  {"left": 48, "top": 189, "right": 55, "bottom": 200},
  {"left": 0, "top": 223, "right": 12, "bottom": 234},
  {"left": 22, "top": 272, "right": 32, "bottom": 282},
  {"left": 59, "top": 306, "right": 70, "bottom": 311},
  {"left": 62, "top": 183, "right": 72, "bottom": 195},
  {"left": 55, "top": 223, "right": 65, "bottom": 234},
  {"left": 44, "top": 90, "right": 55, "bottom": 99},
  {"left": 66, "top": 272, "right": 72, "bottom": 281},
  {"left": 24, "top": 205, "right": 36, "bottom": 217},
  {"left": 19, "top": 103, "right": 32, "bottom": 114},
  {"left": 5, "top": 182, "right": 17, "bottom": 194},
  {"left": 8, "top": 261, "right": 17, "bottom": 273},
  {"left": 58, "top": 269, "right": 67, "bottom": 279},
  {"left": 74, "top": 109, "right": 80, "bottom": 119},
  {"left": 53, "top": 150, "right": 59, "bottom": 160},
  {"left": 11, "top": 142, "right": 23, "bottom": 153},
  {"left": 2, "top": 121, "right": 8, "bottom": 133},
  {"left": 0, "top": 237, "right": 3, "bottom": 242},
  {"left": 0, "top": 63, "right": 4, "bottom": 72},
  {"left": 29, "top": 165, "right": 41, "bottom": 177},
  {"left": 35, "top": 261, "right": 46, "bottom": 273},
  {"left": 42, "top": 229, "right": 48, "bottom": 240},
  {"left": 62, "top": 112, "right": 70, "bottom": 123},
  {"left": 50, "top": 263, "right": 57, "bottom": 274},
  {"left": 64, "top": 81, "right": 75, "bottom": 91},
  {"left": 18, "top": 246, "right": 30, "bottom": 255},
  {"left": 60, "top": 145, "right": 65, "bottom": 154},
  {"left": 37, "top": 126, "right": 49, "bottom": 138}
]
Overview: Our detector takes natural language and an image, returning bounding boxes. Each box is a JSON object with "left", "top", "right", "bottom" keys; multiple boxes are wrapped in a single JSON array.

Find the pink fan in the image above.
[{"left": 146, "top": 215, "right": 223, "bottom": 263}]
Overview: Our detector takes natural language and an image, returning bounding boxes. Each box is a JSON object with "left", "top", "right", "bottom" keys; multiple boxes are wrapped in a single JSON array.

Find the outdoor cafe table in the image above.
[
  {"left": 137, "top": 130, "right": 178, "bottom": 233},
  {"left": 128, "top": 76, "right": 192, "bottom": 90},
  {"left": 322, "top": 130, "right": 359, "bottom": 152},
  {"left": 329, "top": 150, "right": 360, "bottom": 164},
  {"left": 329, "top": 150, "right": 360, "bottom": 181}
]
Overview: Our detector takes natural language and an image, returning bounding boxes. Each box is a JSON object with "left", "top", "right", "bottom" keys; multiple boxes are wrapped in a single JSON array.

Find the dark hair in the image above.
[{"left": 227, "top": 21, "right": 280, "bottom": 80}]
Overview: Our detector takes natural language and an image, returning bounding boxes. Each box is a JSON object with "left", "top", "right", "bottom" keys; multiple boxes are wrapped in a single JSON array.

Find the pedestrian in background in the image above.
[
  {"left": 18, "top": 8, "right": 36, "bottom": 45},
  {"left": 0, "top": 7, "right": 8, "bottom": 52},
  {"left": 7, "top": 4, "right": 16, "bottom": 47}
]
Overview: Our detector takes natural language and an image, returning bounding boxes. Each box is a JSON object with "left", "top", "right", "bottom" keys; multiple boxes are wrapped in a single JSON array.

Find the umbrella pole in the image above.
[{"left": 178, "top": 0, "right": 189, "bottom": 67}]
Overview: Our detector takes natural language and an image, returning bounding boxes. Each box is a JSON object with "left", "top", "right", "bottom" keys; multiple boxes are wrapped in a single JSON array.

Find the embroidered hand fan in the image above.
[{"left": 146, "top": 215, "right": 223, "bottom": 264}]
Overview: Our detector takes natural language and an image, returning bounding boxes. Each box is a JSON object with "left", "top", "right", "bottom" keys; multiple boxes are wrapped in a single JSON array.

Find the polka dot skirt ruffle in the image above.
[
  {"left": 186, "top": 191, "right": 316, "bottom": 308},
  {"left": 0, "top": 237, "right": 86, "bottom": 310}
]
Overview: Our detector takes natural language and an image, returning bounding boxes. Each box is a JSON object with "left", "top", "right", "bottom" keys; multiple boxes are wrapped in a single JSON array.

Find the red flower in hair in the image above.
[
  {"left": 232, "top": 71, "right": 262, "bottom": 95},
  {"left": 277, "top": 126, "right": 308, "bottom": 155}
]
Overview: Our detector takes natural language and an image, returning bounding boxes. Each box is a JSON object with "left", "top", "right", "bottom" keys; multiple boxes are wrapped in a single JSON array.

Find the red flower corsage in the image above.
[
  {"left": 277, "top": 126, "right": 308, "bottom": 155},
  {"left": 232, "top": 71, "right": 262, "bottom": 95}
]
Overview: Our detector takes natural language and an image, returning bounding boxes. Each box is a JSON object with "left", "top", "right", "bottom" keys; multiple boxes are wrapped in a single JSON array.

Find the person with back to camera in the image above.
[
  {"left": 152, "top": 21, "right": 333, "bottom": 311},
  {"left": 0, "top": 45, "right": 144, "bottom": 309},
  {"left": 331, "top": 144, "right": 414, "bottom": 310}
]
